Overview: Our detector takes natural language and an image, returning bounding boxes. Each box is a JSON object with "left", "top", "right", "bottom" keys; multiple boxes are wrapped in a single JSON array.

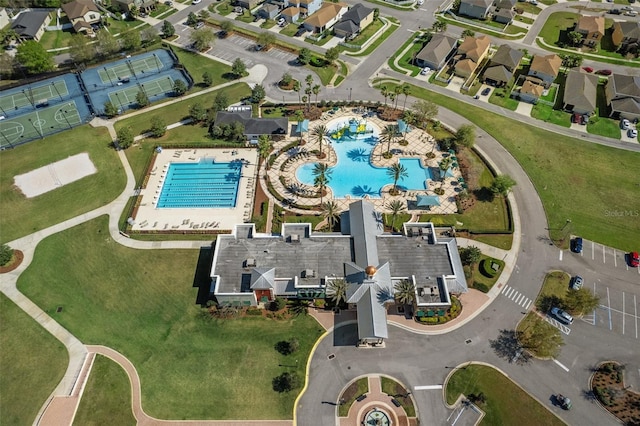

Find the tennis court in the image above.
[
  {"left": 107, "top": 76, "right": 176, "bottom": 108},
  {"left": 0, "top": 100, "right": 87, "bottom": 148},
  {"left": 97, "top": 53, "right": 168, "bottom": 84}
]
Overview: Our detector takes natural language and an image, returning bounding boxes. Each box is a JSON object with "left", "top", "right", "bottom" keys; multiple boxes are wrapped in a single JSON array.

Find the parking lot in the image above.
[{"left": 581, "top": 282, "right": 640, "bottom": 339}]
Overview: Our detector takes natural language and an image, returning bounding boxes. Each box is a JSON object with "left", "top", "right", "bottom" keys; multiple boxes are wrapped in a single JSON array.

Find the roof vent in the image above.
[
  {"left": 245, "top": 258, "right": 256, "bottom": 267},
  {"left": 304, "top": 269, "right": 315, "bottom": 278},
  {"left": 290, "top": 234, "right": 300, "bottom": 243}
]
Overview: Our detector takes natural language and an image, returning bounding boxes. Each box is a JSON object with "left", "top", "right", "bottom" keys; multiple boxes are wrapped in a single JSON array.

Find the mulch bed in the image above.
[
  {"left": 0, "top": 250, "right": 24, "bottom": 273},
  {"left": 591, "top": 361, "right": 640, "bottom": 425}
]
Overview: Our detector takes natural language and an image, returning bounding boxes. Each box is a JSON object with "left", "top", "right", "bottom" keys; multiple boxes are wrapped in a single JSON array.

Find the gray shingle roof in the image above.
[
  {"left": 563, "top": 70, "right": 598, "bottom": 113},
  {"left": 490, "top": 44, "right": 523, "bottom": 70},
  {"left": 415, "top": 34, "right": 457, "bottom": 68},
  {"left": 11, "top": 10, "right": 49, "bottom": 38},
  {"left": 340, "top": 3, "right": 372, "bottom": 25},
  {"left": 349, "top": 200, "right": 383, "bottom": 268},
  {"left": 215, "top": 111, "right": 288, "bottom": 137},
  {"left": 484, "top": 65, "right": 512, "bottom": 84}
]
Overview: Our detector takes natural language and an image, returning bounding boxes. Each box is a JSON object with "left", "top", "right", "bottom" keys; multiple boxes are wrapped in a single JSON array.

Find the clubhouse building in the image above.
[{"left": 209, "top": 200, "right": 468, "bottom": 345}]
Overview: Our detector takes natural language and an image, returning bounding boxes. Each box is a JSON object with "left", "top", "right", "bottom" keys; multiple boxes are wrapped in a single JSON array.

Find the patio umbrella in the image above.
[
  {"left": 416, "top": 195, "right": 441, "bottom": 207},
  {"left": 296, "top": 119, "right": 309, "bottom": 134},
  {"left": 397, "top": 119, "right": 408, "bottom": 134}
]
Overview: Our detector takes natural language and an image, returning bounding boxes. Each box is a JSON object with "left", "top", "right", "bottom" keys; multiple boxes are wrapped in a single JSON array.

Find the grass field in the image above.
[
  {"left": 376, "top": 82, "right": 640, "bottom": 251},
  {"left": 0, "top": 125, "right": 126, "bottom": 243},
  {"left": 0, "top": 294, "right": 68, "bottom": 426},
  {"left": 17, "top": 216, "right": 324, "bottom": 419},
  {"left": 535, "top": 271, "right": 570, "bottom": 310},
  {"left": 73, "top": 355, "right": 136, "bottom": 426},
  {"left": 445, "top": 364, "right": 564, "bottom": 426},
  {"left": 172, "top": 48, "right": 233, "bottom": 88}
]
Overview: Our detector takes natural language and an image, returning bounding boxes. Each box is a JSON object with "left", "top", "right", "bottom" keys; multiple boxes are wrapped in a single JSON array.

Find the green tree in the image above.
[
  {"left": 490, "top": 174, "right": 517, "bottom": 198},
  {"left": 96, "top": 31, "right": 119, "bottom": 57},
  {"left": 212, "top": 91, "right": 229, "bottom": 111},
  {"left": 380, "top": 85, "right": 389, "bottom": 106},
  {"left": 257, "top": 134, "right": 272, "bottom": 160},
  {"left": 432, "top": 21, "right": 447, "bottom": 33},
  {"left": 387, "top": 162, "right": 408, "bottom": 194},
  {"left": 312, "top": 84, "right": 320, "bottom": 105},
  {"left": 250, "top": 83, "right": 266, "bottom": 105},
  {"left": 567, "top": 31, "right": 583, "bottom": 47},
  {"left": 455, "top": 124, "right": 476, "bottom": 149},
  {"left": 173, "top": 79, "right": 187, "bottom": 96},
  {"left": 293, "top": 80, "right": 302, "bottom": 106},
  {"left": 298, "top": 47, "right": 311, "bottom": 65},
  {"left": 104, "top": 101, "right": 119, "bottom": 118},
  {"left": 564, "top": 288, "right": 600, "bottom": 315},
  {"left": 189, "top": 102, "right": 207, "bottom": 122},
  {"left": 150, "top": 116, "right": 166, "bottom": 137},
  {"left": 381, "top": 124, "right": 397, "bottom": 154},
  {"left": 198, "top": 9, "right": 210, "bottom": 19},
  {"left": 190, "top": 27, "right": 215, "bottom": 51},
  {"left": 519, "top": 318, "right": 564, "bottom": 358},
  {"left": 460, "top": 246, "right": 482, "bottom": 266},
  {"left": 141, "top": 27, "right": 160, "bottom": 46},
  {"left": 15, "top": 41, "right": 54, "bottom": 74},
  {"left": 202, "top": 71, "right": 212, "bottom": 87},
  {"left": 400, "top": 83, "right": 411, "bottom": 111},
  {"left": 322, "top": 201, "right": 340, "bottom": 231},
  {"left": 257, "top": 31, "right": 276, "bottom": 49},
  {"left": 311, "top": 124, "right": 328, "bottom": 159},
  {"left": 116, "top": 127, "right": 134, "bottom": 149},
  {"left": 394, "top": 279, "right": 416, "bottom": 305},
  {"left": 324, "top": 46, "right": 339, "bottom": 65},
  {"left": 129, "top": 4, "right": 139, "bottom": 17},
  {"left": 186, "top": 12, "right": 198, "bottom": 26},
  {"left": 220, "top": 20, "right": 234, "bottom": 34},
  {"left": 69, "top": 34, "right": 95, "bottom": 64},
  {"left": 162, "top": 20, "right": 175, "bottom": 38},
  {"left": 136, "top": 90, "right": 149, "bottom": 108},
  {"left": 231, "top": 58, "right": 246, "bottom": 78},
  {"left": 0, "top": 244, "right": 14, "bottom": 266},
  {"left": 122, "top": 30, "right": 141, "bottom": 51},
  {"left": 439, "top": 156, "right": 453, "bottom": 180},
  {"left": 386, "top": 199, "right": 405, "bottom": 231},
  {"left": 280, "top": 72, "right": 293, "bottom": 87},
  {"left": 373, "top": 7, "right": 380, "bottom": 20},
  {"left": 272, "top": 372, "right": 301, "bottom": 392},
  {"left": 412, "top": 99, "right": 438, "bottom": 128},
  {"left": 461, "top": 29, "right": 475, "bottom": 38},
  {"left": 327, "top": 279, "right": 347, "bottom": 306},
  {"left": 312, "top": 162, "right": 332, "bottom": 204}
]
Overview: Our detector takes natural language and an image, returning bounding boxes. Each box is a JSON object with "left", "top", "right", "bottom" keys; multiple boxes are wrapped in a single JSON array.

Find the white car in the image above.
[
  {"left": 628, "top": 129, "right": 638, "bottom": 139},
  {"left": 192, "top": 0, "right": 201, "bottom": 4},
  {"left": 621, "top": 118, "right": 630, "bottom": 129},
  {"left": 417, "top": 0, "right": 424, "bottom": 5},
  {"left": 529, "top": 0, "right": 538, "bottom": 4},
  {"left": 420, "top": 67, "right": 430, "bottom": 75},
  {"left": 551, "top": 307, "right": 574, "bottom": 325},
  {"left": 277, "top": 17, "right": 286, "bottom": 25}
]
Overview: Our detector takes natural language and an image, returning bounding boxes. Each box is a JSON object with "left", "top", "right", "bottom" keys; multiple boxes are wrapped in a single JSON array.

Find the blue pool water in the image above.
[
  {"left": 296, "top": 126, "right": 432, "bottom": 198},
  {"left": 157, "top": 160, "right": 242, "bottom": 208}
]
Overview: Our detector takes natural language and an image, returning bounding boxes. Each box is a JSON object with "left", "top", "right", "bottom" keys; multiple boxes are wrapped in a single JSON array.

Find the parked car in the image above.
[
  {"left": 625, "top": 10, "right": 638, "bottom": 16},
  {"left": 551, "top": 307, "right": 574, "bottom": 324},
  {"left": 481, "top": 87, "right": 491, "bottom": 96},
  {"left": 420, "top": 67, "right": 430, "bottom": 75},
  {"left": 570, "top": 275, "right": 584, "bottom": 290},
  {"left": 164, "top": 1, "right": 173, "bottom": 5},
  {"left": 596, "top": 69, "right": 612, "bottom": 75},
  {"left": 139, "top": 12, "right": 148, "bottom": 17},
  {"left": 628, "top": 128, "right": 638, "bottom": 138},
  {"left": 277, "top": 17, "right": 286, "bottom": 25},
  {"left": 556, "top": 394, "right": 572, "bottom": 410},
  {"left": 192, "top": 0, "right": 201, "bottom": 4},
  {"left": 417, "top": 0, "right": 424, "bottom": 4},
  {"left": 571, "top": 113, "right": 586, "bottom": 124},
  {"left": 621, "top": 118, "right": 630, "bottom": 129},
  {"left": 254, "top": 44, "right": 264, "bottom": 51},
  {"left": 571, "top": 236, "right": 583, "bottom": 253},
  {"left": 194, "top": 21, "right": 204, "bottom": 29},
  {"left": 621, "top": 5, "right": 633, "bottom": 10},
  {"left": 529, "top": 0, "right": 538, "bottom": 4},
  {"left": 295, "top": 27, "right": 307, "bottom": 37},
  {"left": 582, "top": 66, "right": 594, "bottom": 73},
  {"left": 629, "top": 251, "right": 639, "bottom": 267},
  {"left": 218, "top": 30, "right": 228, "bottom": 38},
  {"left": 609, "top": 8, "right": 621, "bottom": 14}
]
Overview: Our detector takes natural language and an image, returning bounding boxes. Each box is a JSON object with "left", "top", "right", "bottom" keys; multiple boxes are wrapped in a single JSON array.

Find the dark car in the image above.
[
  {"left": 582, "top": 66, "right": 594, "bottom": 73},
  {"left": 556, "top": 394, "right": 572, "bottom": 410},
  {"left": 630, "top": 252, "right": 639, "bottom": 267},
  {"left": 570, "top": 275, "right": 584, "bottom": 290},
  {"left": 596, "top": 69, "right": 613, "bottom": 75},
  {"left": 295, "top": 27, "right": 307, "bottom": 37},
  {"left": 481, "top": 87, "right": 491, "bottom": 96},
  {"left": 218, "top": 30, "right": 228, "bottom": 38},
  {"left": 609, "top": 8, "right": 621, "bottom": 14},
  {"left": 571, "top": 237, "right": 583, "bottom": 253}
]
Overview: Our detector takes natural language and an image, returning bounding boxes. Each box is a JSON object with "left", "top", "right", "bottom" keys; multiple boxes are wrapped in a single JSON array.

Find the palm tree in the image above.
[
  {"left": 394, "top": 279, "right": 416, "bottom": 305},
  {"left": 305, "top": 74, "right": 314, "bottom": 88},
  {"left": 305, "top": 86, "right": 312, "bottom": 109},
  {"left": 328, "top": 279, "right": 348, "bottom": 306},
  {"left": 380, "top": 124, "right": 397, "bottom": 155},
  {"left": 311, "top": 124, "right": 328, "bottom": 159},
  {"left": 322, "top": 200, "right": 340, "bottom": 231},
  {"left": 393, "top": 85, "right": 402, "bottom": 110},
  {"left": 293, "top": 80, "right": 301, "bottom": 108},
  {"left": 386, "top": 199, "right": 405, "bottom": 231},
  {"left": 387, "top": 162, "right": 408, "bottom": 194},
  {"left": 380, "top": 85, "right": 389, "bottom": 106},
  {"left": 439, "top": 156, "right": 453, "bottom": 181},
  {"left": 312, "top": 84, "right": 320, "bottom": 105},
  {"left": 401, "top": 83, "right": 411, "bottom": 110},
  {"left": 389, "top": 93, "right": 397, "bottom": 110},
  {"left": 257, "top": 134, "right": 272, "bottom": 162},
  {"left": 294, "top": 109, "right": 305, "bottom": 142},
  {"left": 312, "top": 163, "right": 332, "bottom": 205}
]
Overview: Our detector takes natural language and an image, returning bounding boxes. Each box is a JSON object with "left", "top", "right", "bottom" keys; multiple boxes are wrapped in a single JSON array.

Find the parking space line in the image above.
[
  {"left": 559, "top": 250, "right": 563, "bottom": 261},
  {"left": 635, "top": 295, "right": 638, "bottom": 339},
  {"left": 623, "top": 292, "right": 625, "bottom": 335},
  {"left": 607, "top": 287, "right": 612, "bottom": 330},
  {"left": 591, "top": 241, "right": 595, "bottom": 260},
  {"left": 602, "top": 245, "right": 606, "bottom": 263},
  {"left": 553, "top": 359, "right": 570, "bottom": 372},
  {"left": 613, "top": 249, "right": 617, "bottom": 267}
]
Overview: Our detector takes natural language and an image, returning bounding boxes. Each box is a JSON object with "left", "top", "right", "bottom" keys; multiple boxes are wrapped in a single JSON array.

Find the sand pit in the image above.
[{"left": 14, "top": 153, "right": 97, "bottom": 198}]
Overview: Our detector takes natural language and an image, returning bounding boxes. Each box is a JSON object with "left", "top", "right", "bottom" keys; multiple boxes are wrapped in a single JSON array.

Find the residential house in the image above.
[
  {"left": 258, "top": 3, "right": 280, "bottom": 19},
  {"left": 527, "top": 53, "right": 562, "bottom": 87},
  {"left": 333, "top": 3, "right": 374, "bottom": 40},
  {"left": 61, "top": 0, "right": 102, "bottom": 34},
  {"left": 0, "top": 8, "right": 11, "bottom": 29},
  {"left": 458, "top": 0, "right": 493, "bottom": 19},
  {"left": 453, "top": 35, "right": 491, "bottom": 78},
  {"left": 214, "top": 109, "right": 288, "bottom": 142},
  {"left": 576, "top": 15, "right": 605, "bottom": 47},
  {"left": 605, "top": 74, "right": 640, "bottom": 120},
  {"left": 414, "top": 33, "right": 458, "bottom": 70},
  {"left": 235, "top": 0, "right": 262, "bottom": 11},
  {"left": 209, "top": 200, "right": 468, "bottom": 347},
  {"left": 518, "top": 78, "right": 545, "bottom": 104},
  {"left": 299, "top": 0, "right": 322, "bottom": 16},
  {"left": 483, "top": 44, "right": 523, "bottom": 86},
  {"left": 112, "top": 0, "right": 155, "bottom": 13},
  {"left": 611, "top": 21, "right": 640, "bottom": 53},
  {"left": 280, "top": 6, "right": 300, "bottom": 22},
  {"left": 563, "top": 70, "right": 598, "bottom": 115},
  {"left": 493, "top": 0, "right": 515, "bottom": 24},
  {"left": 11, "top": 10, "right": 51, "bottom": 41},
  {"left": 303, "top": 2, "right": 348, "bottom": 34}
]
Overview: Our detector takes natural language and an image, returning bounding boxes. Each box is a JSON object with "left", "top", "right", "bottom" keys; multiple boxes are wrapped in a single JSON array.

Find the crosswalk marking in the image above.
[{"left": 500, "top": 285, "right": 532, "bottom": 309}]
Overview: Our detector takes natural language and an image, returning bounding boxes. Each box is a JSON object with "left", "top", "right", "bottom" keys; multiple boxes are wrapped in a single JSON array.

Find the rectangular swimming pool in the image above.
[{"left": 157, "top": 160, "right": 242, "bottom": 208}]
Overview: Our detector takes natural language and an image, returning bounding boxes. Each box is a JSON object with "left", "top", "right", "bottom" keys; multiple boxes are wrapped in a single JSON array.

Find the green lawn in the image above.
[
  {"left": 109, "top": 19, "right": 147, "bottom": 35},
  {"left": 535, "top": 271, "right": 570, "bottom": 310},
  {"left": 445, "top": 364, "right": 564, "bottom": 426},
  {"left": 0, "top": 294, "right": 68, "bottom": 426},
  {"left": 344, "top": 19, "right": 384, "bottom": 48},
  {"left": 531, "top": 103, "right": 571, "bottom": 127},
  {"left": 338, "top": 378, "right": 368, "bottom": 416},
  {"left": 17, "top": 216, "right": 324, "bottom": 419},
  {"left": 349, "top": 22, "right": 398, "bottom": 57},
  {"left": 115, "top": 82, "right": 251, "bottom": 136},
  {"left": 537, "top": 12, "right": 578, "bottom": 46},
  {"left": 73, "top": 355, "right": 136, "bottom": 426},
  {"left": 514, "top": 2, "right": 542, "bottom": 14},
  {"left": 469, "top": 255, "right": 505, "bottom": 293},
  {"left": 488, "top": 90, "right": 519, "bottom": 110},
  {"left": 375, "top": 82, "right": 640, "bottom": 251},
  {"left": 39, "top": 28, "right": 75, "bottom": 50},
  {"left": 587, "top": 116, "right": 622, "bottom": 139},
  {"left": 172, "top": 48, "right": 233, "bottom": 88},
  {"left": 0, "top": 125, "right": 126, "bottom": 243}
]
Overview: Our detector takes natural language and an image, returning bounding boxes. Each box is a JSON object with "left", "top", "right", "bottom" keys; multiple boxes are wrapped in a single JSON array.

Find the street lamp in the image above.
[{"left": 347, "top": 87, "right": 352, "bottom": 102}]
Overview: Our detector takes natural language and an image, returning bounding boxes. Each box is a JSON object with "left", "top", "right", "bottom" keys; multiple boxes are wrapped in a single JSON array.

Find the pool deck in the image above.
[
  {"left": 132, "top": 148, "right": 259, "bottom": 232},
  {"left": 265, "top": 109, "right": 463, "bottom": 218}
]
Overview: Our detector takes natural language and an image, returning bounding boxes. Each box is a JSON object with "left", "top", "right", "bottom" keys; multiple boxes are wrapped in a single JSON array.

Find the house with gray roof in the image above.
[
  {"left": 414, "top": 34, "right": 458, "bottom": 70},
  {"left": 563, "top": 70, "right": 598, "bottom": 116},
  {"left": 605, "top": 74, "right": 640, "bottom": 120},
  {"left": 209, "top": 200, "right": 468, "bottom": 346},
  {"left": 483, "top": 44, "right": 523, "bottom": 86},
  {"left": 11, "top": 10, "right": 51, "bottom": 41},
  {"left": 214, "top": 110, "right": 288, "bottom": 143},
  {"left": 333, "top": 3, "right": 374, "bottom": 39},
  {"left": 458, "top": 0, "right": 493, "bottom": 19}
]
